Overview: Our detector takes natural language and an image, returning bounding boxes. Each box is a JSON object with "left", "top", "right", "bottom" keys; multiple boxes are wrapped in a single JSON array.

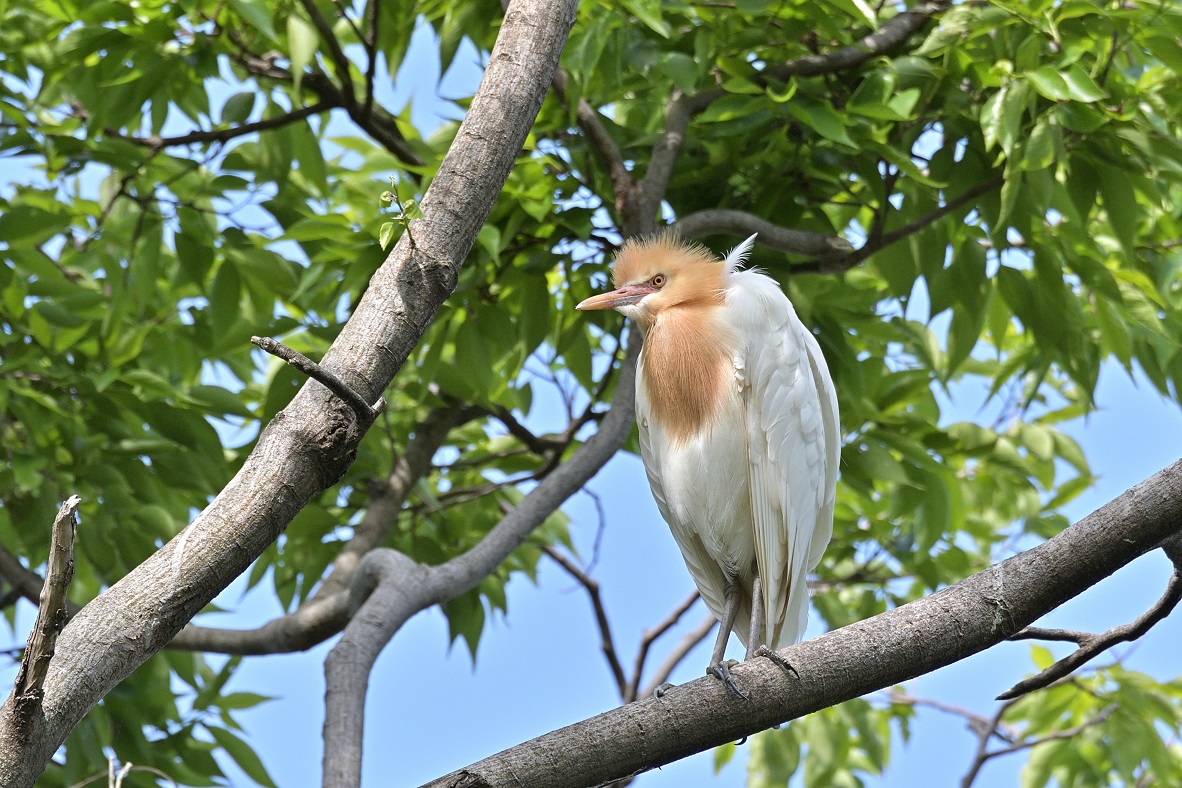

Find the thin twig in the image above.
[
  {"left": 626, "top": 591, "right": 701, "bottom": 701},
  {"left": 251, "top": 336, "right": 385, "bottom": 426},
  {"left": 298, "top": 0, "right": 356, "bottom": 100},
  {"left": 999, "top": 559, "right": 1182, "bottom": 700},
  {"left": 543, "top": 546, "right": 627, "bottom": 697},
  {"left": 108, "top": 102, "right": 332, "bottom": 150},
  {"left": 638, "top": 614, "right": 717, "bottom": 700},
  {"left": 960, "top": 703, "right": 1117, "bottom": 788},
  {"left": 11, "top": 495, "right": 82, "bottom": 716}
]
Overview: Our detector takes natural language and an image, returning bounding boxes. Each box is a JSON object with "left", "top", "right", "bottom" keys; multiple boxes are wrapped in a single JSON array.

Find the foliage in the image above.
[{"left": 1, "top": 0, "right": 1182, "bottom": 784}]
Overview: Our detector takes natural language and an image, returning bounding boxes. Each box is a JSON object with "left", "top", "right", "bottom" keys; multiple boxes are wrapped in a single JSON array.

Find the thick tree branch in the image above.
[
  {"left": 673, "top": 209, "right": 852, "bottom": 257},
  {"left": 9, "top": 496, "right": 81, "bottom": 720},
  {"left": 0, "top": 0, "right": 577, "bottom": 781},
  {"left": 424, "top": 456, "right": 1182, "bottom": 787}
]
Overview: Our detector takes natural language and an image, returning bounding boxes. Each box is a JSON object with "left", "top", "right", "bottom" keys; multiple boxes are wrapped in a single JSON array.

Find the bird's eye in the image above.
[{"left": 651, "top": 274, "right": 667, "bottom": 288}]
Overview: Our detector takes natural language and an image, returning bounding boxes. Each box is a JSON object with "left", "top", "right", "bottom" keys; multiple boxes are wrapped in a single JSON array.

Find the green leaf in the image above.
[
  {"left": 287, "top": 12, "right": 319, "bottom": 93},
  {"left": 229, "top": 0, "right": 278, "bottom": 40},
  {"left": 221, "top": 91, "right": 256, "bottom": 125},
  {"left": 1026, "top": 66, "right": 1072, "bottom": 101},
  {"left": 207, "top": 726, "right": 278, "bottom": 788},
  {"left": 1096, "top": 165, "right": 1138, "bottom": 256},
  {"left": 1060, "top": 64, "right": 1106, "bottom": 102},
  {"left": 0, "top": 205, "right": 70, "bottom": 245}
]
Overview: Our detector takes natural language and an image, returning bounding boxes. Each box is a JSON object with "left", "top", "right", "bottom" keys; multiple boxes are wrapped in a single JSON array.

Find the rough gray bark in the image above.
[
  {"left": 0, "top": 0, "right": 578, "bottom": 783},
  {"left": 424, "top": 457, "right": 1182, "bottom": 788}
]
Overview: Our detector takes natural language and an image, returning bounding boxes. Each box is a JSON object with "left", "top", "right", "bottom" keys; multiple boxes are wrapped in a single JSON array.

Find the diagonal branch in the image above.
[
  {"left": 0, "top": 0, "right": 577, "bottom": 781},
  {"left": 673, "top": 209, "right": 852, "bottom": 257},
  {"left": 551, "top": 68, "right": 635, "bottom": 208},
  {"left": 638, "top": 613, "right": 716, "bottom": 701},
  {"left": 543, "top": 546, "right": 627, "bottom": 697},
  {"left": 795, "top": 174, "right": 1005, "bottom": 275},
  {"left": 423, "top": 456, "right": 1182, "bottom": 787},
  {"left": 298, "top": 0, "right": 356, "bottom": 101},
  {"left": 998, "top": 536, "right": 1182, "bottom": 700}
]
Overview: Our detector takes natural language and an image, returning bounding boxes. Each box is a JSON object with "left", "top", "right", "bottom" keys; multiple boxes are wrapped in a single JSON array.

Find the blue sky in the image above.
[{"left": 4, "top": 16, "right": 1182, "bottom": 788}]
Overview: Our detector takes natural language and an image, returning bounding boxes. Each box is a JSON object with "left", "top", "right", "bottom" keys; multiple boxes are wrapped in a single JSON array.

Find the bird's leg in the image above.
[
  {"left": 707, "top": 581, "right": 749, "bottom": 700},
  {"left": 746, "top": 572, "right": 765, "bottom": 661}
]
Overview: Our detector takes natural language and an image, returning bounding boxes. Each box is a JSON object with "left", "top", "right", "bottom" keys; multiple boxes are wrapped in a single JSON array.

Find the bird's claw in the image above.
[
  {"left": 707, "top": 660, "right": 749, "bottom": 700},
  {"left": 653, "top": 682, "right": 674, "bottom": 699},
  {"left": 754, "top": 645, "right": 799, "bottom": 679}
]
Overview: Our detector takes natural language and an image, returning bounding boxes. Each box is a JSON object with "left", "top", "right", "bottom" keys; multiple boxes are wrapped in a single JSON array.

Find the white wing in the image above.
[{"left": 727, "top": 271, "right": 840, "bottom": 649}]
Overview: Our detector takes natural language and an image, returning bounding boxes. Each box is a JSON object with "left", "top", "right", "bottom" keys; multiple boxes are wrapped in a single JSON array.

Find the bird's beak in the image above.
[{"left": 575, "top": 283, "right": 655, "bottom": 311}]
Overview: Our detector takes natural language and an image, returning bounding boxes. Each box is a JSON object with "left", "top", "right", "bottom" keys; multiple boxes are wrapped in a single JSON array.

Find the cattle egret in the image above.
[{"left": 576, "top": 233, "right": 840, "bottom": 695}]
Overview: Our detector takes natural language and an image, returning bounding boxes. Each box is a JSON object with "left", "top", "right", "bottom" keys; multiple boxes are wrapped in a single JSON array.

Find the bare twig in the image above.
[
  {"left": 627, "top": 591, "right": 701, "bottom": 701},
  {"left": 11, "top": 496, "right": 81, "bottom": 717},
  {"left": 797, "top": 174, "right": 1005, "bottom": 275},
  {"left": 251, "top": 336, "right": 385, "bottom": 427},
  {"left": 298, "top": 0, "right": 356, "bottom": 101},
  {"left": 638, "top": 614, "right": 717, "bottom": 700},
  {"left": 998, "top": 549, "right": 1182, "bottom": 700},
  {"left": 673, "top": 209, "right": 852, "bottom": 257},
  {"left": 960, "top": 703, "right": 1117, "bottom": 788},
  {"left": 108, "top": 102, "right": 332, "bottom": 150},
  {"left": 543, "top": 546, "right": 627, "bottom": 697}
]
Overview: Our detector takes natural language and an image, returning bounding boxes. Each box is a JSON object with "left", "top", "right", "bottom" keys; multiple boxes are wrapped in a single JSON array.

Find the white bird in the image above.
[{"left": 577, "top": 232, "right": 839, "bottom": 693}]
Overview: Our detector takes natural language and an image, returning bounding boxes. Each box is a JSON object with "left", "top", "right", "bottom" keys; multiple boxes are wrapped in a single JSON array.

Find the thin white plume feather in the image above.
[{"left": 723, "top": 233, "right": 759, "bottom": 273}]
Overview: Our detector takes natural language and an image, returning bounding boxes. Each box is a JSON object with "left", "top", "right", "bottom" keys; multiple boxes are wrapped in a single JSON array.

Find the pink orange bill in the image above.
[{"left": 575, "top": 283, "right": 655, "bottom": 311}]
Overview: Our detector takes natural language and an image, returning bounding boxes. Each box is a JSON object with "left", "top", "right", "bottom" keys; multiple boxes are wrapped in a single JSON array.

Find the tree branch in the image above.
[
  {"left": 252, "top": 336, "right": 385, "bottom": 428},
  {"left": 796, "top": 174, "right": 1004, "bottom": 275},
  {"left": 543, "top": 547, "right": 627, "bottom": 697},
  {"left": 550, "top": 67, "right": 634, "bottom": 209},
  {"left": 0, "top": 0, "right": 577, "bottom": 780},
  {"left": 638, "top": 614, "right": 717, "bottom": 701},
  {"left": 960, "top": 703, "right": 1117, "bottom": 788},
  {"left": 673, "top": 209, "right": 852, "bottom": 257},
  {"left": 998, "top": 536, "right": 1182, "bottom": 700},
  {"left": 322, "top": 331, "right": 640, "bottom": 788},
  {"left": 107, "top": 102, "right": 333, "bottom": 150},
  {"left": 423, "top": 456, "right": 1182, "bottom": 787},
  {"left": 627, "top": 591, "right": 701, "bottom": 702},
  {"left": 298, "top": 0, "right": 356, "bottom": 101},
  {"left": 9, "top": 496, "right": 81, "bottom": 720},
  {"left": 762, "top": 1, "right": 951, "bottom": 83}
]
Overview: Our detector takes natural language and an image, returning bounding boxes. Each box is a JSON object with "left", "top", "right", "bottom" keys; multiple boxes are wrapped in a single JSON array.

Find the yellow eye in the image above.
[{"left": 651, "top": 274, "right": 667, "bottom": 288}]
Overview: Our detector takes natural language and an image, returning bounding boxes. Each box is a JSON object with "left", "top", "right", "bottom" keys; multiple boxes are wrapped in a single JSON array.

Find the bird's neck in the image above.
[{"left": 640, "top": 304, "right": 736, "bottom": 444}]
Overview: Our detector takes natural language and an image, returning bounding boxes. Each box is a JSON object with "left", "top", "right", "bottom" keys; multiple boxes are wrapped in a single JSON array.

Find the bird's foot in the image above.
[
  {"left": 653, "top": 682, "right": 674, "bottom": 699},
  {"left": 754, "top": 645, "right": 799, "bottom": 679},
  {"left": 707, "top": 659, "right": 749, "bottom": 700}
]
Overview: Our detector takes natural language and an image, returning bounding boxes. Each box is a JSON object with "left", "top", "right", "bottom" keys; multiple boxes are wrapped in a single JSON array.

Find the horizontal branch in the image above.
[
  {"left": 108, "top": 102, "right": 333, "bottom": 150},
  {"left": 762, "top": 1, "right": 951, "bottom": 83},
  {"left": 424, "top": 455, "right": 1182, "bottom": 787},
  {"left": 673, "top": 209, "right": 852, "bottom": 257}
]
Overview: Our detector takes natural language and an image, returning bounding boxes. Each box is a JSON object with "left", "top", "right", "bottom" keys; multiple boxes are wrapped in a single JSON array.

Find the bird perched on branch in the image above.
[{"left": 577, "top": 233, "right": 840, "bottom": 695}]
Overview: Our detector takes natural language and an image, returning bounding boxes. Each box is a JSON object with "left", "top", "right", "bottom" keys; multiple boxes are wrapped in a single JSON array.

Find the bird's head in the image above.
[{"left": 576, "top": 233, "right": 755, "bottom": 332}]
